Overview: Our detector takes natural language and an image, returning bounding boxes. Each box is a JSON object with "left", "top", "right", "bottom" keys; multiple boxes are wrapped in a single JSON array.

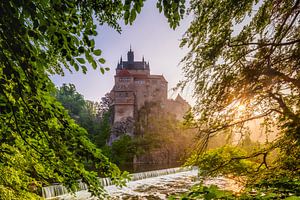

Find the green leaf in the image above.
[
  {"left": 85, "top": 52, "right": 93, "bottom": 63},
  {"left": 100, "top": 67, "right": 105, "bottom": 74},
  {"left": 76, "top": 58, "right": 85, "bottom": 64},
  {"left": 124, "top": 11, "right": 130, "bottom": 24},
  {"left": 74, "top": 63, "right": 79, "bottom": 71},
  {"left": 98, "top": 58, "right": 105, "bottom": 64},
  {"left": 93, "top": 49, "right": 102, "bottom": 56},
  {"left": 78, "top": 46, "right": 85, "bottom": 53},
  {"left": 92, "top": 60, "right": 97, "bottom": 69},
  {"left": 130, "top": 11, "right": 137, "bottom": 23},
  {"left": 90, "top": 39, "right": 95, "bottom": 47},
  {"left": 81, "top": 65, "right": 87, "bottom": 74}
]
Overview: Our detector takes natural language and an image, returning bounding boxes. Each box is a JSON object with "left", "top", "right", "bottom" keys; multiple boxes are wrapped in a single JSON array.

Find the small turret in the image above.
[
  {"left": 145, "top": 61, "right": 150, "bottom": 70},
  {"left": 117, "top": 56, "right": 123, "bottom": 69},
  {"left": 142, "top": 56, "right": 145, "bottom": 69},
  {"left": 127, "top": 47, "right": 134, "bottom": 63}
]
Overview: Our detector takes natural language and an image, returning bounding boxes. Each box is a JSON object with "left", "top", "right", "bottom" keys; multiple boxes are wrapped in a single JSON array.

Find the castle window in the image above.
[
  {"left": 117, "top": 92, "right": 128, "bottom": 97},
  {"left": 119, "top": 77, "right": 131, "bottom": 82},
  {"left": 135, "top": 80, "right": 145, "bottom": 84}
]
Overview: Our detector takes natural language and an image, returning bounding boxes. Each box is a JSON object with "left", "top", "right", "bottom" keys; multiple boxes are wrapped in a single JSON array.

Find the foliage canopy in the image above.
[
  {"left": 55, "top": 84, "right": 112, "bottom": 148},
  {"left": 180, "top": 0, "right": 300, "bottom": 197},
  {"left": 0, "top": 0, "right": 185, "bottom": 199}
]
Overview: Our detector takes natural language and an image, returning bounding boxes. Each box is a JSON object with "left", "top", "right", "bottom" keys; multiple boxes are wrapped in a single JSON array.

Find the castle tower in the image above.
[
  {"left": 109, "top": 48, "right": 189, "bottom": 143},
  {"left": 112, "top": 48, "right": 169, "bottom": 123},
  {"left": 127, "top": 47, "right": 134, "bottom": 63}
]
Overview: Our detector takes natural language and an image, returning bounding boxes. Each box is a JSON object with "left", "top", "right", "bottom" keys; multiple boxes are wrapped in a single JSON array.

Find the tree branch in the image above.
[
  {"left": 269, "top": 93, "right": 296, "bottom": 119},
  {"left": 206, "top": 150, "right": 270, "bottom": 176},
  {"left": 0, "top": 85, "right": 45, "bottom": 156},
  {"left": 228, "top": 39, "right": 300, "bottom": 47},
  {"left": 200, "top": 110, "right": 273, "bottom": 136},
  {"left": 264, "top": 68, "right": 300, "bottom": 89}
]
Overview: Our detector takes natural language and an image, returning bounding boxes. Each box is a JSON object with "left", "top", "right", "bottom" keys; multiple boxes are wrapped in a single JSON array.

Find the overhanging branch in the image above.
[
  {"left": 228, "top": 39, "right": 300, "bottom": 48},
  {"left": 200, "top": 110, "right": 273, "bottom": 136}
]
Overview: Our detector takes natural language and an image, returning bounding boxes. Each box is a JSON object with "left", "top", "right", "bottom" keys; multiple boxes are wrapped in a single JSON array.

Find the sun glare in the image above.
[
  {"left": 237, "top": 104, "right": 246, "bottom": 112},
  {"left": 236, "top": 104, "right": 247, "bottom": 117}
]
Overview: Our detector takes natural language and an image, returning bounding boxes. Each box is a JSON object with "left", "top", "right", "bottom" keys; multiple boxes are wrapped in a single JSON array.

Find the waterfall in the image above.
[
  {"left": 42, "top": 167, "right": 193, "bottom": 199},
  {"left": 41, "top": 181, "right": 88, "bottom": 199},
  {"left": 130, "top": 167, "right": 191, "bottom": 181},
  {"left": 41, "top": 184, "right": 68, "bottom": 199},
  {"left": 99, "top": 177, "right": 112, "bottom": 187}
]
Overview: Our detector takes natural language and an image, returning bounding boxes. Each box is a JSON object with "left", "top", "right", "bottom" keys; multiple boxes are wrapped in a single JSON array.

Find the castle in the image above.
[{"left": 109, "top": 48, "right": 190, "bottom": 142}]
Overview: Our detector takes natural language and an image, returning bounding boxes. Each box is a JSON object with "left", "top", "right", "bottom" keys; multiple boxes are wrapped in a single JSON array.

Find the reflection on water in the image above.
[{"left": 120, "top": 163, "right": 181, "bottom": 173}]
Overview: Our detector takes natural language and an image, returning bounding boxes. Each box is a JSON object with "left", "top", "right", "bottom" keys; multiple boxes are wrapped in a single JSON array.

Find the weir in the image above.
[{"left": 42, "top": 167, "right": 193, "bottom": 199}]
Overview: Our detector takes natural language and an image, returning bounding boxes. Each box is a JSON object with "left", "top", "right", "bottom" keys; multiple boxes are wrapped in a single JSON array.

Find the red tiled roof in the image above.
[{"left": 116, "top": 69, "right": 131, "bottom": 77}]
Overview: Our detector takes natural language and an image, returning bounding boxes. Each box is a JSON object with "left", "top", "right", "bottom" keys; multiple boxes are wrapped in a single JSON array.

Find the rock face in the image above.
[{"left": 108, "top": 48, "right": 190, "bottom": 144}]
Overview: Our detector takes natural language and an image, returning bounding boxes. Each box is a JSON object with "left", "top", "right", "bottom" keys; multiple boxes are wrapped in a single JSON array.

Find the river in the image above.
[{"left": 44, "top": 167, "right": 242, "bottom": 200}]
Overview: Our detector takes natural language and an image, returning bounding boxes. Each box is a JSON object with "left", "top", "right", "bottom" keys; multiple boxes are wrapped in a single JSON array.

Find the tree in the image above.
[
  {"left": 180, "top": 0, "right": 300, "bottom": 197},
  {"left": 55, "top": 84, "right": 112, "bottom": 148},
  {"left": 55, "top": 84, "right": 86, "bottom": 118},
  {"left": 0, "top": 0, "right": 186, "bottom": 198},
  {"left": 109, "top": 135, "right": 137, "bottom": 165},
  {"left": 93, "top": 110, "right": 112, "bottom": 148},
  {"left": 134, "top": 101, "right": 196, "bottom": 164}
]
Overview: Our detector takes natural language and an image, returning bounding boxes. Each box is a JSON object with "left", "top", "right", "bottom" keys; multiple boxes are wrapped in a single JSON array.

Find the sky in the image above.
[{"left": 51, "top": 1, "right": 194, "bottom": 104}]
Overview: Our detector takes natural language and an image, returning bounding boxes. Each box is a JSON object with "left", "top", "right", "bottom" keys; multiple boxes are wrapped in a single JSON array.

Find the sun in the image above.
[{"left": 237, "top": 104, "right": 246, "bottom": 112}]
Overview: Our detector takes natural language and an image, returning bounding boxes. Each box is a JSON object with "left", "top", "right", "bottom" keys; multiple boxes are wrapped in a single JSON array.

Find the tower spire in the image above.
[
  {"left": 117, "top": 56, "right": 123, "bottom": 69},
  {"left": 127, "top": 47, "right": 134, "bottom": 63}
]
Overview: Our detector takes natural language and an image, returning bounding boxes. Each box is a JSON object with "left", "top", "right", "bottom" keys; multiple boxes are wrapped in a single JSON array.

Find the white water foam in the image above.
[
  {"left": 43, "top": 167, "right": 196, "bottom": 199},
  {"left": 45, "top": 169, "right": 243, "bottom": 200},
  {"left": 47, "top": 169, "right": 199, "bottom": 200}
]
